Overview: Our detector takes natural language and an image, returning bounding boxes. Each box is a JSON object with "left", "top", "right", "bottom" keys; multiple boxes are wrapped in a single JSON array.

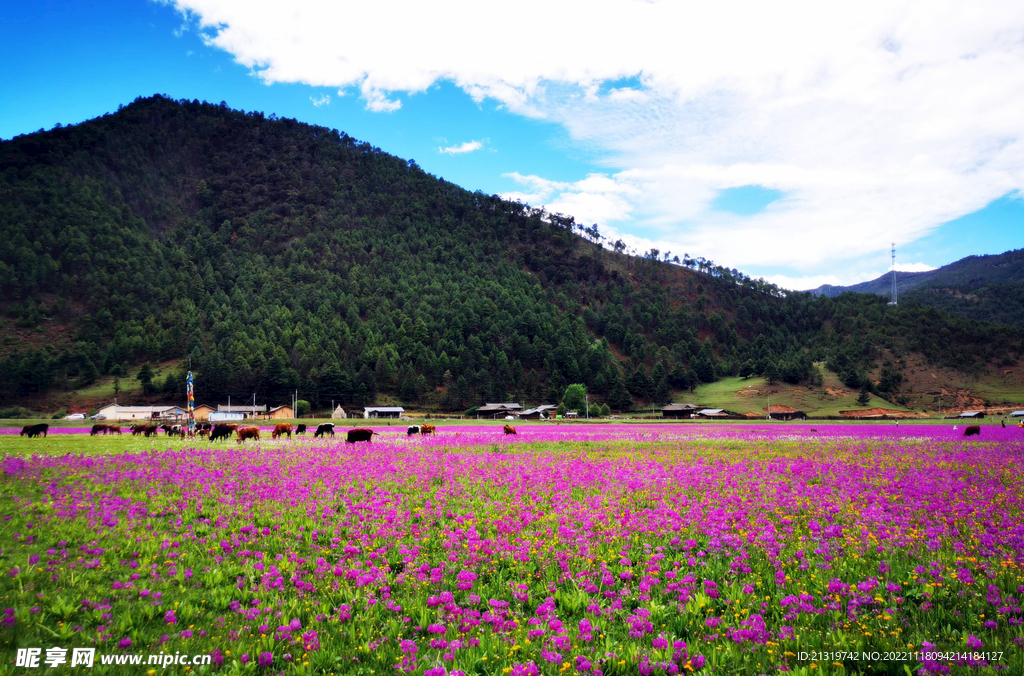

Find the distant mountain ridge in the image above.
[
  {"left": 813, "top": 248, "right": 1024, "bottom": 298},
  {"left": 812, "top": 248, "right": 1024, "bottom": 330}
]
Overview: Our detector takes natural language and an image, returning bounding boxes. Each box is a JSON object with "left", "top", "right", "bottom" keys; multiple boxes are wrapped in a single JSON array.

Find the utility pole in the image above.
[
  {"left": 888, "top": 242, "right": 898, "bottom": 306},
  {"left": 586, "top": 393, "right": 589, "bottom": 420}
]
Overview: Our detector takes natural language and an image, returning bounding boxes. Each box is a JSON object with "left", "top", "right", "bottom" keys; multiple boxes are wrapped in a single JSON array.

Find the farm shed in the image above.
[
  {"left": 766, "top": 405, "right": 807, "bottom": 421},
  {"left": 697, "top": 408, "right": 729, "bottom": 418},
  {"left": 958, "top": 411, "right": 986, "bottom": 419}
]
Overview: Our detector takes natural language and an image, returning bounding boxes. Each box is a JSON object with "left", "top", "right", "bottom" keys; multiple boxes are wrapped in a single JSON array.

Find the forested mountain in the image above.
[
  {"left": 1, "top": 95, "right": 1021, "bottom": 411},
  {"left": 813, "top": 249, "right": 1024, "bottom": 330}
]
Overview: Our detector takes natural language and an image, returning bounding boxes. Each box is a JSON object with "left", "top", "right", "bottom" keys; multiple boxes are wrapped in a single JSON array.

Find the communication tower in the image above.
[{"left": 887, "top": 242, "right": 897, "bottom": 306}]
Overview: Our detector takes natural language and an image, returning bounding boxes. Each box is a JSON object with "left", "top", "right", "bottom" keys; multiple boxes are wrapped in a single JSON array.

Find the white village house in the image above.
[
  {"left": 364, "top": 406, "right": 405, "bottom": 419},
  {"left": 96, "top": 404, "right": 187, "bottom": 421}
]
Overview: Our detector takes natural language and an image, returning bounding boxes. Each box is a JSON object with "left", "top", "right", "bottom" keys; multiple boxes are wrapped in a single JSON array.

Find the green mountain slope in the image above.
[{"left": 1, "top": 95, "right": 1022, "bottom": 412}]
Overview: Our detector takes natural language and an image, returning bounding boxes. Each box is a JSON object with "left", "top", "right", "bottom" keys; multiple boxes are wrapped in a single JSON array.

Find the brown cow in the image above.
[
  {"left": 237, "top": 426, "right": 261, "bottom": 443},
  {"left": 346, "top": 428, "right": 377, "bottom": 443},
  {"left": 420, "top": 424, "right": 436, "bottom": 436},
  {"left": 503, "top": 425, "right": 516, "bottom": 435},
  {"left": 272, "top": 423, "right": 292, "bottom": 439},
  {"left": 108, "top": 425, "right": 122, "bottom": 435},
  {"left": 20, "top": 424, "right": 48, "bottom": 438},
  {"left": 964, "top": 425, "right": 981, "bottom": 437}
]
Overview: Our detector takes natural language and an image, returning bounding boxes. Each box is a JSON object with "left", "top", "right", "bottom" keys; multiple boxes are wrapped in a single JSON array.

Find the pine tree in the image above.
[
  {"left": 857, "top": 387, "right": 871, "bottom": 406},
  {"left": 137, "top": 362, "right": 154, "bottom": 395}
]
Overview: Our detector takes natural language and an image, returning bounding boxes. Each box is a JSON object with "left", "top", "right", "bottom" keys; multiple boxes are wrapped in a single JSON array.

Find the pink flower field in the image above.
[{"left": 1, "top": 423, "right": 1023, "bottom": 674}]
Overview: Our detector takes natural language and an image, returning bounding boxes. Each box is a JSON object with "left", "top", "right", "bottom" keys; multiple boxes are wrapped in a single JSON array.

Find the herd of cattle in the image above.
[
  {"left": 16, "top": 422, "right": 1002, "bottom": 441},
  {"left": 17, "top": 420, "right": 476, "bottom": 443}
]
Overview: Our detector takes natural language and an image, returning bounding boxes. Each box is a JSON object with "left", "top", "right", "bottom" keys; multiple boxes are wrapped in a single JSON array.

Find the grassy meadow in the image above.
[{"left": 1, "top": 424, "right": 1023, "bottom": 675}]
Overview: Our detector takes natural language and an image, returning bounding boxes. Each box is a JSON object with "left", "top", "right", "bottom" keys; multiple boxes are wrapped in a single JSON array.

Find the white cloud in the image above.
[
  {"left": 439, "top": 140, "right": 483, "bottom": 155},
  {"left": 893, "top": 262, "right": 936, "bottom": 273},
  {"left": 310, "top": 94, "right": 330, "bottom": 107},
  {"left": 362, "top": 86, "right": 401, "bottom": 113},
  {"left": 503, "top": 172, "right": 639, "bottom": 225},
  {"left": 165, "top": 0, "right": 1024, "bottom": 276}
]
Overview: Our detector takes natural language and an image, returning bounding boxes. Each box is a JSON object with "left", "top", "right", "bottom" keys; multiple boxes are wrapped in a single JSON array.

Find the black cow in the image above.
[
  {"left": 407, "top": 425, "right": 420, "bottom": 436},
  {"left": 314, "top": 423, "right": 335, "bottom": 438},
  {"left": 296, "top": 424, "right": 307, "bottom": 434},
  {"left": 346, "top": 428, "right": 377, "bottom": 443},
  {"left": 209, "top": 424, "right": 235, "bottom": 442},
  {"left": 964, "top": 425, "right": 981, "bottom": 437},
  {"left": 20, "top": 424, "right": 48, "bottom": 438}
]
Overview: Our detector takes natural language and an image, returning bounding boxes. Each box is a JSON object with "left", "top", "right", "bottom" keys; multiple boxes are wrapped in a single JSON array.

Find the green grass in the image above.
[{"left": 690, "top": 365, "right": 907, "bottom": 417}]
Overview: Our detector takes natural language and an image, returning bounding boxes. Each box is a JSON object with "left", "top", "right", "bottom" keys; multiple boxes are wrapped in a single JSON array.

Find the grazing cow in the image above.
[
  {"left": 20, "top": 424, "right": 48, "bottom": 438},
  {"left": 272, "top": 423, "right": 292, "bottom": 439},
  {"left": 314, "top": 423, "right": 335, "bottom": 438},
  {"left": 346, "top": 428, "right": 377, "bottom": 444},
  {"left": 407, "top": 425, "right": 421, "bottom": 436},
  {"left": 503, "top": 425, "right": 516, "bottom": 436},
  {"left": 108, "top": 425, "right": 122, "bottom": 435},
  {"left": 90, "top": 424, "right": 108, "bottom": 436},
  {"left": 296, "top": 424, "right": 307, "bottom": 434},
  {"left": 143, "top": 425, "right": 159, "bottom": 438},
  {"left": 197, "top": 428, "right": 209, "bottom": 438},
  {"left": 209, "top": 424, "right": 236, "bottom": 442},
  {"left": 131, "top": 424, "right": 145, "bottom": 436},
  {"left": 420, "top": 424, "right": 436, "bottom": 436},
  {"left": 237, "top": 426, "right": 260, "bottom": 443},
  {"left": 964, "top": 425, "right": 981, "bottom": 437}
]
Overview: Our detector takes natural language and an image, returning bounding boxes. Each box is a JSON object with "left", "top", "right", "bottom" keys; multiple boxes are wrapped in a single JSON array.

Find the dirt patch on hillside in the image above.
[
  {"left": 736, "top": 386, "right": 779, "bottom": 398},
  {"left": 839, "top": 408, "right": 925, "bottom": 419}
]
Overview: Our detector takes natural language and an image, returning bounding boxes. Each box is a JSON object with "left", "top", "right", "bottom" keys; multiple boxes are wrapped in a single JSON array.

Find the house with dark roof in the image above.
[
  {"left": 519, "top": 405, "right": 557, "bottom": 419},
  {"left": 661, "top": 403, "right": 701, "bottom": 419},
  {"left": 475, "top": 403, "right": 523, "bottom": 418}
]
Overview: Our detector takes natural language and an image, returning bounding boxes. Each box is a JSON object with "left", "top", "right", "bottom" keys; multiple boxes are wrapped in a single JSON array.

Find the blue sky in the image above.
[{"left": 3, "top": 0, "right": 1023, "bottom": 289}]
